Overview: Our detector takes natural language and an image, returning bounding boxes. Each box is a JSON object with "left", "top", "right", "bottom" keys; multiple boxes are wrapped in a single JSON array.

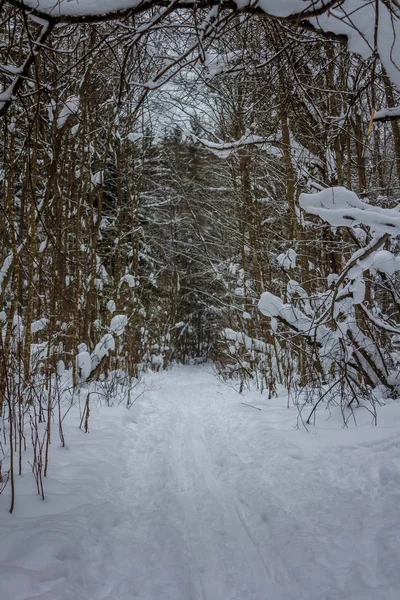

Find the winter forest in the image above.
[{"left": 1, "top": 1, "right": 400, "bottom": 599}]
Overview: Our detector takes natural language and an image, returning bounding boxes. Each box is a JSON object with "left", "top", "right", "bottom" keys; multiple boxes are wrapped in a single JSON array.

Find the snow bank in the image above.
[{"left": 2, "top": 366, "right": 400, "bottom": 600}]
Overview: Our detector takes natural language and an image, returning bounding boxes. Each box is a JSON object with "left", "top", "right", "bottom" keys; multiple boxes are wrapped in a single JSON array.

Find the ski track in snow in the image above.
[{"left": 1, "top": 365, "right": 400, "bottom": 599}]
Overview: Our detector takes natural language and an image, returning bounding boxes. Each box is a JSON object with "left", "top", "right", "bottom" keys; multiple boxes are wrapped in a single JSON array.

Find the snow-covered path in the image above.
[{"left": 1, "top": 365, "right": 400, "bottom": 599}]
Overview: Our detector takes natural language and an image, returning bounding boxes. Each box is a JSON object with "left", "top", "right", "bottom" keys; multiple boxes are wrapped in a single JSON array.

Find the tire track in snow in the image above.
[
  {"left": 190, "top": 432, "right": 279, "bottom": 600},
  {"left": 171, "top": 417, "right": 224, "bottom": 600},
  {"left": 168, "top": 381, "right": 281, "bottom": 600}
]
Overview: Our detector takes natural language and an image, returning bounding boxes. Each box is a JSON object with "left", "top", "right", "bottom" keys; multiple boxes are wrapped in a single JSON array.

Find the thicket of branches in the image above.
[{"left": 1, "top": 2, "right": 400, "bottom": 508}]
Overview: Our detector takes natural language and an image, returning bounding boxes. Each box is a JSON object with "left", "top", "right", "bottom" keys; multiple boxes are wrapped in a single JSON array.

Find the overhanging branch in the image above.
[
  {"left": 0, "top": 18, "right": 55, "bottom": 117},
  {"left": 5, "top": 0, "right": 348, "bottom": 25}
]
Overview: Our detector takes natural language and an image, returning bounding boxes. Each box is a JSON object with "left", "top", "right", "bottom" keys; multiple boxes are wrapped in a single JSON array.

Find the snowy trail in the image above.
[
  {"left": 169, "top": 392, "right": 275, "bottom": 600},
  {"left": 2, "top": 365, "right": 400, "bottom": 599}
]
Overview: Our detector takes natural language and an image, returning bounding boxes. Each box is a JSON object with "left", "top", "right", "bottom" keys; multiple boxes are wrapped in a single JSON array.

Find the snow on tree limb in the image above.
[
  {"left": 2, "top": 0, "right": 400, "bottom": 122},
  {"left": 299, "top": 187, "right": 400, "bottom": 236},
  {"left": 5, "top": 1, "right": 400, "bottom": 82},
  {"left": 258, "top": 186, "right": 400, "bottom": 396},
  {"left": 194, "top": 132, "right": 280, "bottom": 158},
  {"left": 373, "top": 105, "right": 400, "bottom": 122},
  {"left": 8, "top": 0, "right": 350, "bottom": 21},
  {"left": 0, "top": 18, "right": 54, "bottom": 116}
]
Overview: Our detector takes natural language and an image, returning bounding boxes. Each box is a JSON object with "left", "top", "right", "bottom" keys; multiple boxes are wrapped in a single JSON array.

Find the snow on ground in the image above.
[{"left": 1, "top": 365, "right": 400, "bottom": 600}]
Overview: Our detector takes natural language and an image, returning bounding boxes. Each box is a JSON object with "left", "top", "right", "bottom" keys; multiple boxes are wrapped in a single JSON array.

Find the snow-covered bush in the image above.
[{"left": 259, "top": 187, "right": 400, "bottom": 412}]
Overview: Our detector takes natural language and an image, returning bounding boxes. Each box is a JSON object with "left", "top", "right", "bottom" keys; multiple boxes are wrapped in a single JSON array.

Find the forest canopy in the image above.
[{"left": 2, "top": 1, "right": 400, "bottom": 116}]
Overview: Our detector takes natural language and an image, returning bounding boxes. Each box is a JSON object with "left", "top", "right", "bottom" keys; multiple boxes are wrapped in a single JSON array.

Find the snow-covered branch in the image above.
[
  {"left": 0, "top": 18, "right": 54, "bottom": 116},
  {"left": 299, "top": 187, "right": 400, "bottom": 236},
  {"left": 4, "top": 0, "right": 400, "bottom": 92}
]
